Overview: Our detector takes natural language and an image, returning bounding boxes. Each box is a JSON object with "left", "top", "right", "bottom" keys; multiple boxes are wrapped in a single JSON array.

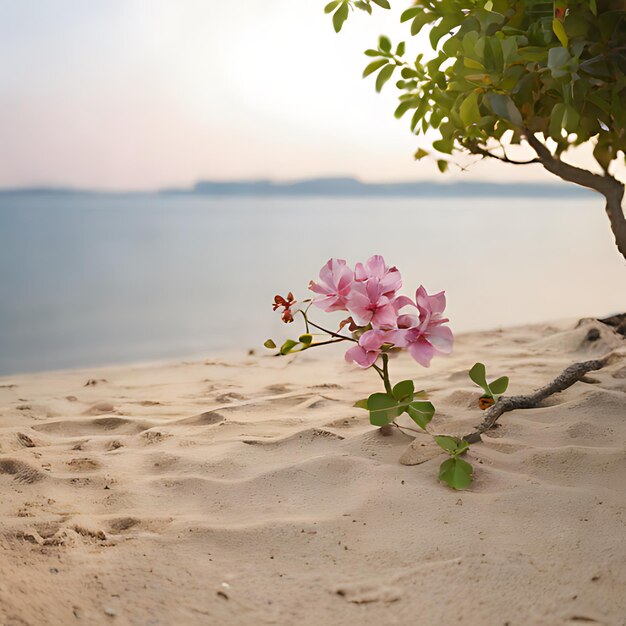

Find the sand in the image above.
[{"left": 1, "top": 318, "right": 625, "bottom": 625}]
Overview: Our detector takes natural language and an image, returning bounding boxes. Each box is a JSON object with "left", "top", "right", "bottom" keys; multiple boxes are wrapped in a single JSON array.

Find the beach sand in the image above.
[{"left": 1, "top": 319, "right": 625, "bottom": 625}]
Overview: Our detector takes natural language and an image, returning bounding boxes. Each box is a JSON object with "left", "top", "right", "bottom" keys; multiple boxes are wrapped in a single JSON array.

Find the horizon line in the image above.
[{"left": 0, "top": 175, "right": 592, "bottom": 198}]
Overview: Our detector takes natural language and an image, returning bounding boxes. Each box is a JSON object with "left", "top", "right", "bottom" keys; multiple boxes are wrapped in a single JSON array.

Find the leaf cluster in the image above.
[
  {"left": 468, "top": 362, "right": 509, "bottom": 399},
  {"left": 435, "top": 435, "right": 473, "bottom": 490},
  {"left": 356, "top": 379, "right": 435, "bottom": 429},
  {"left": 264, "top": 335, "right": 314, "bottom": 354},
  {"left": 325, "top": 0, "right": 391, "bottom": 32},
  {"left": 331, "top": 0, "right": 626, "bottom": 171}
]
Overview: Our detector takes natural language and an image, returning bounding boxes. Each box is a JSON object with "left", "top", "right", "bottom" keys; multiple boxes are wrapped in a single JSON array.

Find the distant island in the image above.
[
  {"left": 0, "top": 177, "right": 592, "bottom": 198},
  {"left": 163, "top": 177, "right": 591, "bottom": 198}
]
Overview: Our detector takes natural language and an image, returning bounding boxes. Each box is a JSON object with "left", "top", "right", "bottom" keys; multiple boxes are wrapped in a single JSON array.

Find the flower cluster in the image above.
[
  {"left": 268, "top": 256, "right": 478, "bottom": 490},
  {"left": 308, "top": 255, "right": 453, "bottom": 369}
]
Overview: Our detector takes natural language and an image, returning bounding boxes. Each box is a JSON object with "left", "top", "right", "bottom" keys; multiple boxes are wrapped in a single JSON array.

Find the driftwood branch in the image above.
[{"left": 463, "top": 355, "right": 614, "bottom": 444}]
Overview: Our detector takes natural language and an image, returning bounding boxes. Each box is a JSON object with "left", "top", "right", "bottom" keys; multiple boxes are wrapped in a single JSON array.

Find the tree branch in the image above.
[
  {"left": 469, "top": 143, "right": 540, "bottom": 165},
  {"left": 463, "top": 355, "right": 616, "bottom": 444},
  {"left": 524, "top": 131, "right": 626, "bottom": 260}
]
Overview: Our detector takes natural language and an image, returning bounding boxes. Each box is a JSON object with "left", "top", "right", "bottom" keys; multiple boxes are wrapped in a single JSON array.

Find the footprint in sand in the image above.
[
  {"left": 84, "top": 379, "right": 107, "bottom": 387},
  {"left": 82, "top": 402, "right": 116, "bottom": 416},
  {"left": 33, "top": 417, "right": 153, "bottom": 437},
  {"left": 173, "top": 411, "right": 224, "bottom": 426},
  {"left": 242, "top": 427, "right": 344, "bottom": 447},
  {"left": 214, "top": 392, "right": 246, "bottom": 403},
  {"left": 16, "top": 432, "right": 36, "bottom": 448},
  {"left": 0, "top": 458, "right": 46, "bottom": 484},
  {"left": 108, "top": 517, "right": 139, "bottom": 533},
  {"left": 66, "top": 457, "right": 101, "bottom": 471},
  {"left": 324, "top": 415, "right": 364, "bottom": 429}
]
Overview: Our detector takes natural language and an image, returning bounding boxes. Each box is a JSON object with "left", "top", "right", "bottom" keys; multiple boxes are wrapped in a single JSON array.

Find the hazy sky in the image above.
[{"left": 0, "top": 1, "right": 616, "bottom": 189}]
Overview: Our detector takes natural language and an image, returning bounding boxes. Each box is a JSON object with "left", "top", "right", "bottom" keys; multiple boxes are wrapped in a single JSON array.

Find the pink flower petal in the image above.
[
  {"left": 345, "top": 345, "right": 378, "bottom": 368},
  {"left": 426, "top": 325, "right": 454, "bottom": 353},
  {"left": 408, "top": 338, "right": 436, "bottom": 367}
]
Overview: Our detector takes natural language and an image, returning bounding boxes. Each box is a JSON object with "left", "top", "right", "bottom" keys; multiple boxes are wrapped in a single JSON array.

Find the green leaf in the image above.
[
  {"left": 324, "top": 0, "right": 341, "bottom": 14},
  {"left": 354, "top": 0, "right": 372, "bottom": 14},
  {"left": 263, "top": 339, "right": 276, "bottom": 349},
  {"left": 459, "top": 91, "right": 481, "bottom": 126},
  {"left": 547, "top": 46, "right": 571, "bottom": 78},
  {"left": 549, "top": 103, "right": 566, "bottom": 140},
  {"left": 463, "top": 58, "right": 485, "bottom": 70},
  {"left": 439, "top": 457, "right": 473, "bottom": 490},
  {"left": 455, "top": 439, "right": 470, "bottom": 456},
  {"left": 368, "top": 392, "right": 400, "bottom": 426},
  {"left": 354, "top": 398, "right": 369, "bottom": 410},
  {"left": 394, "top": 99, "right": 416, "bottom": 119},
  {"left": 552, "top": 18, "right": 569, "bottom": 47},
  {"left": 332, "top": 2, "right": 349, "bottom": 33},
  {"left": 489, "top": 376, "right": 509, "bottom": 395},
  {"left": 563, "top": 105, "right": 580, "bottom": 134},
  {"left": 434, "top": 435, "right": 460, "bottom": 454},
  {"left": 468, "top": 363, "right": 489, "bottom": 393},
  {"left": 406, "top": 401, "right": 435, "bottom": 430},
  {"left": 486, "top": 93, "right": 522, "bottom": 126},
  {"left": 400, "top": 6, "right": 421, "bottom": 22},
  {"left": 364, "top": 49, "right": 380, "bottom": 57},
  {"left": 518, "top": 46, "right": 548, "bottom": 62},
  {"left": 593, "top": 142, "right": 612, "bottom": 171},
  {"left": 378, "top": 35, "right": 392, "bottom": 53},
  {"left": 370, "top": 0, "right": 391, "bottom": 8},
  {"left": 298, "top": 334, "right": 313, "bottom": 346},
  {"left": 280, "top": 339, "right": 298, "bottom": 355},
  {"left": 411, "top": 11, "right": 434, "bottom": 36},
  {"left": 375, "top": 64, "right": 395, "bottom": 92},
  {"left": 395, "top": 41, "right": 406, "bottom": 57},
  {"left": 392, "top": 379, "right": 415, "bottom": 402},
  {"left": 363, "top": 58, "right": 388, "bottom": 77},
  {"left": 414, "top": 148, "right": 429, "bottom": 160},
  {"left": 437, "top": 159, "right": 448, "bottom": 173},
  {"left": 429, "top": 15, "right": 457, "bottom": 49}
]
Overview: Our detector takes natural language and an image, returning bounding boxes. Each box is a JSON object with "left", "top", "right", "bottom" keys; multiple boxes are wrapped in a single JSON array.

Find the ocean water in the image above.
[{"left": 0, "top": 193, "right": 624, "bottom": 375}]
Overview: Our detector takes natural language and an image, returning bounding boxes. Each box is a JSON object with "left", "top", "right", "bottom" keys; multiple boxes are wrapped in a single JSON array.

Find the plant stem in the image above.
[
  {"left": 392, "top": 421, "right": 427, "bottom": 436},
  {"left": 302, "top": 315, "right": 356, "bottom": 342},
  {"left": 371, "top": 363, "right": 386, "bottom": 381},
  {"left": 381, "top": 353, "right": 393, "bottom": 395},
  {"left": 306, "top": 338, "right": 346, "bottom": 349}
]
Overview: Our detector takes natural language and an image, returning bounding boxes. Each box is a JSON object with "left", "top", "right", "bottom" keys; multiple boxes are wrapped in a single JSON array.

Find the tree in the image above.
[{"left": 324, "top": 0, "right": 626, "bottom": 259}]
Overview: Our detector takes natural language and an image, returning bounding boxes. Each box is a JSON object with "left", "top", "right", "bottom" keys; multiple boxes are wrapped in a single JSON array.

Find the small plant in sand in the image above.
[
  {"left": 469, "top": 362, "right": 510, "bottom": 410},
  {"left": 265, "top": 255, "right": 474, "bottom": 490}
]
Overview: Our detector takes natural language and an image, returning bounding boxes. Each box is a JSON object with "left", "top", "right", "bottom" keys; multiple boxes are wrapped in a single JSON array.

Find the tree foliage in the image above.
[{"left": 325, "top": 0, "right": 626, "bottom": 259}]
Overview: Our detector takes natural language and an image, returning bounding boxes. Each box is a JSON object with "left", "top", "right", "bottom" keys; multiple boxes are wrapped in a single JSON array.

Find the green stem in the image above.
[
  {"left": 306, "top": 338, "right": 346, "bottom": 348},
  {"left": 299, "top": 311, "right": 356, "bottom": 342},
  {"left": 392, "top": 421, "right": 427, "bottom": 436},
  {"left": 381, "top": 353, "right": 393, "bottom": 395},
  {"left": 371, "top": 364, "right": 386, "bottom": 382}
]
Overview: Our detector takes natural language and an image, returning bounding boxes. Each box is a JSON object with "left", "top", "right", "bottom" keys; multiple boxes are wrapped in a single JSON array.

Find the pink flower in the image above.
[
  {"left": 415, "top": 285, "right": 447, "bottom": 327},
  {"left": 309, "top": 259, "right": 354, "bottom": 312},
  {"left": 355, "top": 255, "right": 402, "bottom": 298},
  {"left": 391, "top": 286, "right": 453, "bottom": 367},
  {"left": 346, "top": 278, "right": 398, "bottom": 329},
  {"left": 344, "top": 329, "right": 391, "bottom": 368}
]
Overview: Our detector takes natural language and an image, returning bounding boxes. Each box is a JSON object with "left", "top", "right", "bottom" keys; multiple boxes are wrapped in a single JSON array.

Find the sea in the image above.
[{"left": 0, "top": 193, "right": 624, "bottom": 375}]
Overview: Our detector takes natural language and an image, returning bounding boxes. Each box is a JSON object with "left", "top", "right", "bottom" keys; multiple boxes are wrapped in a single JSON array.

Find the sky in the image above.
[{"left": 0, "top": 0, "right": 617, "bottom": 190}]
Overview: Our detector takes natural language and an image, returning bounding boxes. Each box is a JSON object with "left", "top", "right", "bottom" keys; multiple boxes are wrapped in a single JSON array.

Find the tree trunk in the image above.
[
  {"left": 524, "top": 131, "right": 626, "bottom": 262},
  {"left": 605, "top": 183, "right": 626, "bottom": 260}
]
